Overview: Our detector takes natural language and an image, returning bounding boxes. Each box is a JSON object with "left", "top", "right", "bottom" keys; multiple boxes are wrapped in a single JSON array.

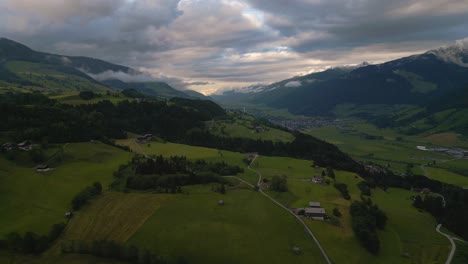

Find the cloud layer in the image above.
[{"left": 1, "top": 0, "right": 467, "bottom": 94}]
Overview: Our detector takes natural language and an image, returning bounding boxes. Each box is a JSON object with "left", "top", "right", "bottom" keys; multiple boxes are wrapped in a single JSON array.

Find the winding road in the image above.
[
  {"left": 436, "top": 224, "right": 467, "bottom": 264},
  {"left": 247, "top": 155, "right": 332, "bottom": 264}
]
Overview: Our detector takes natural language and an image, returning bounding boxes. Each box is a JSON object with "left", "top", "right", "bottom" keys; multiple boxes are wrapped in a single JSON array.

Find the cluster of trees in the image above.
[
  {"left": 357, "top": 181, "right": 371, "bottom": 196},
  {"left": 121, "top": 155, "right": 242, "bottom": 191},
  {"left": 270, "top": 176, "right": 288, "bottom": 192},
  {"left": 350, "top": 200, "right": 387, "bottom": 254},
  {"left": 334, "top": 183, "right": 350, "bottom": 200},
  {"left": 72, "top": 182, "right": 102, "bottom": 210},
  {"left": 60, "top": 240, "right": 185, "bottom": 264},
  {"left": 1, "top": 223, "right": 65, "bottom": 254},
  {"left": 78, "top": 90, "right": 97, "bottom": 100}
]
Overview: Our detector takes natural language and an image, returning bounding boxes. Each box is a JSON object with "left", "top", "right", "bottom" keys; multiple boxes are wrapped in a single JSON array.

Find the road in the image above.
[
  {"left": 436, "top": 224, "right": 457, "bottom": 264},
  {"left": 247, "top": 155, "right": 332, "bottom": 264}
]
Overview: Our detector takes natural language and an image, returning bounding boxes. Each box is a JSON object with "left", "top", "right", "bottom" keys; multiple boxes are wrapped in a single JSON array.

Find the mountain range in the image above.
[
  {"left": 214, "top": 40, "right": 468, "bottom": 134},
  {"left": 0, "top": 38, "right": 207, "bottom": 100}
]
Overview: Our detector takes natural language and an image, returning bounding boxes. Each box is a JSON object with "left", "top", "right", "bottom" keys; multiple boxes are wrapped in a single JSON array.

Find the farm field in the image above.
[
  {"left": 0, "top": 142, "right": 132, "bottom": 237},
  {"left": 423, "top": 167, "right": 468, "bottom": 188},
  {"left": 59, "top": 192, "right": 172, "bottom": 243},
  {"left": 129, "top": 185, "right": 327, "bottom": 264}
]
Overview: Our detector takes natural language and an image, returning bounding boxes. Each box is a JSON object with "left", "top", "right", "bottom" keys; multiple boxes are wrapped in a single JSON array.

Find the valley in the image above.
[{"left": 1, "top": 37, "right": 468, "bottom": 264}]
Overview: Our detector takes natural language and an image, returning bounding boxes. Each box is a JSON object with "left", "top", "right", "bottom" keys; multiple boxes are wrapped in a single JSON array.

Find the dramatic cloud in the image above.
[{"left": 1, "top": 0, "right": 467, "bottom": 94}]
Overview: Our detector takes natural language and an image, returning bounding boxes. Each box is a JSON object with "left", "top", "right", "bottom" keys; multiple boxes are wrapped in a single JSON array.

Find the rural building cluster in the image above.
[{"left": 295, "top": 202, "right": 327, "bottom": 220}]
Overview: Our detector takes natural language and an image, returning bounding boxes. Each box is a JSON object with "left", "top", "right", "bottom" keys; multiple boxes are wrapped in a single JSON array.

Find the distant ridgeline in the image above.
[{"left": 0, "top": 92, "right": 357, "bottom": 171}]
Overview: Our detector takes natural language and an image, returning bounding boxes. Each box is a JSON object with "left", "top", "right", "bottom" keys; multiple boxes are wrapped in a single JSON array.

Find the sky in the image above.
[{"left": 1, "top": 0, "right": 468, "bottom": 94}]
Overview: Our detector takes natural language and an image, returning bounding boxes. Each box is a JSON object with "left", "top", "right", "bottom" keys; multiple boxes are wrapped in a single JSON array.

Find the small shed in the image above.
[
  {"left": 218, "top": 200, "right": 224, "bottom": 206},
  {"left": 292, "top": 246, "right": 301, "bottom": 254},
  {"left": 65, "top": 211, "right": 73, "bottom": 219}
]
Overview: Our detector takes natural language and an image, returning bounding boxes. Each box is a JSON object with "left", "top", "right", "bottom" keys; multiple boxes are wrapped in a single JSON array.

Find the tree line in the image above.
[
  {"left": 113, "top": 155, "right": 243, "bottom": 191},
  {"left": 61, "top": 239, "right": 188, "bottom": 264},
  {"left": 0, "top": 223, "right": 66, "bottom": 255}
]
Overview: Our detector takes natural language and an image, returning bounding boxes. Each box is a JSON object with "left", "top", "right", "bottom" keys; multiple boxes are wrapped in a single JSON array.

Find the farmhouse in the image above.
[
  {"left": 17, "top": 141, "right": 32, "bottom": 151},
  {"left": 2, "top": 142, "right": 15, "bottom": 151},
  {"left": 295, "top": 201, "right": 326, "bottom": 220},
  {"left": 312, "top": 176, "right": 323, "bottom": 184},
  {"left": 305, "top": 207, "right": 326, "bottom": 220},
  {"left": 245, "top": 152, "right": 258, "bottom": 164},
  {"left": 136, "top": 134, "right": 153, "bottom": 143}
]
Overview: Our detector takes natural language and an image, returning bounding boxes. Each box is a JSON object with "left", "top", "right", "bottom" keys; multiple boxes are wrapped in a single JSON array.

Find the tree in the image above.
[
  {"left": 333, "top": 208, "right": 342, "bottom": 217},
  {"left": 92, "top": 182, "right": 102, "bottom": 195},
  {"left": 220, "top": 183, "right": 226, "bottom": 194},
  {"left": 326, "top": 167, "right": 335, "bottom": 180},
  {"left": 79, "top": 91, "right": 96, "bottom": 100},
  {"left": 270, "top": 176, "right": 288, "bottom": 192},
  {"left": 321, "top": 170, "right": 326, "bottom": 177}
]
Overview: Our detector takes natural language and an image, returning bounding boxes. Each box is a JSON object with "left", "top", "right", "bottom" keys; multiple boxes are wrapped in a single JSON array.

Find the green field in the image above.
[
  {"left": 129, "top": 185, "right": 327, "bottom": 264},
  {"left": 250, "top": 155, "right": 321, "bottom": 180},
  {"left": 423, "top": 167, "right": 468, "bottom": 188},
  {"left": 0, "top": 142, "right": 132, "bottom": 236},
  {"left": 252, "top": 157, "right": 450, "bottom": 264},
  {"left": 209, "top": 113, "right": 295, "bottom": 142},
  {"left": 306, "top": 123, "right": 468, "bottom": 187}
]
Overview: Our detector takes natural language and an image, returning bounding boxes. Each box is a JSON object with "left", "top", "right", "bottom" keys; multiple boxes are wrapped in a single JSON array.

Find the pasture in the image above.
[
  {"left": 0, "top": 142, "right": 132, "bottom": 236},
  {"left": 129, "top": 185, "right": 327, "bottom": 264}
]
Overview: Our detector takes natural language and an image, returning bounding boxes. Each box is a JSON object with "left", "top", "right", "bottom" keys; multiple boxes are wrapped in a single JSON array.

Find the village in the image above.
[
  {"left": 269, "top": 117, "right": 350, "bottom": 131},
  {"left": 416, "top": 145, "right": 468, "bottom": 159}
]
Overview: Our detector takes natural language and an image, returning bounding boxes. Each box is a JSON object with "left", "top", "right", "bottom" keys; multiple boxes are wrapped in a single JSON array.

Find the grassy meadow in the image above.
[
  {"left": 306, "top": 122, "right": 468, "bottom": 187},
  {"left": 129, "top": 185, "right": 327, "bottom": 264},
  {"left": 252, "top": 157, "right": 450, "bottom": 264},
  {"left": 0, "top": 142, "right": 132, "bottom": 237}
]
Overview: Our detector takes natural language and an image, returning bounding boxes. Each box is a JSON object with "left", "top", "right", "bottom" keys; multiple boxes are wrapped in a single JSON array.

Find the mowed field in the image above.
[
  {"left": 0, "top": 142, "right": 133, "bottom": 236},
  {"left": 252, "top": 157, "right": 450, "bottom": 264},
  {"left": 60, "top": 192, "right": 172, "bottom": 243},
  {"left": 129, "top": 185, "right": 327, "bottom": 264}
]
